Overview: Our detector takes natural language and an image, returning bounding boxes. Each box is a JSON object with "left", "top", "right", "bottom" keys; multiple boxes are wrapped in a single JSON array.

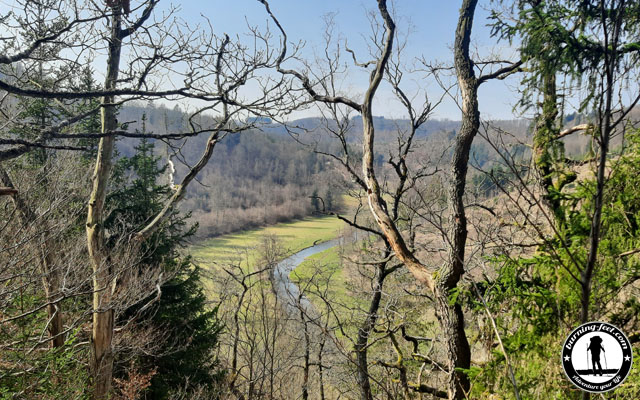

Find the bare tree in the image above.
[
  {"left": 2, "top": 1, "right": 294, "bottom": 397},
  {"left": 431, "top": 1, "right": 522, "bottom": 396},
  {"left": 0, "top": 151, "right": 93, "bottom": 397},
  {"left": 208, "top": 234, "right": 316, "bottom": 400},
  {"left": 258, "top": 0, "right": 521, "bottom": 397},
  {"left": 0, "top": 165, "right": 66, "bottom": 347}
]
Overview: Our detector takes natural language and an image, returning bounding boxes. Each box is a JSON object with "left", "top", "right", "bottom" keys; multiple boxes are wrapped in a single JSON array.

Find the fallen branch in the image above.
[{"left": 0, "top": 187, "right": 18, "bottom": 196}]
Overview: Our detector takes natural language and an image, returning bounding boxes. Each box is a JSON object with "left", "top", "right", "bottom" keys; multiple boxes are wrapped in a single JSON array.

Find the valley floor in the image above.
[{"left": 189, "top": 215, "right": 347, "bottom": 271}]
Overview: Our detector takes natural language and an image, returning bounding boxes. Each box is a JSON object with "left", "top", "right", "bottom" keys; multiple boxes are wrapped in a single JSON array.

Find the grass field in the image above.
[
  {"left": 290, "top": 245, "right": 355, "bottom": 308},
  {"left": 189, "top": 215, "right": 346, "bottom": 270},
  {"left": 290, "top": 246, "right": 342, "bottom": 282}
]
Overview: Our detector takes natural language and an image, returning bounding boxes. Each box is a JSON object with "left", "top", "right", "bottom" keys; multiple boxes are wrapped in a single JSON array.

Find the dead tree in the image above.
[{"left": 86, "top": 5, "right": 126, "bottom": 396}]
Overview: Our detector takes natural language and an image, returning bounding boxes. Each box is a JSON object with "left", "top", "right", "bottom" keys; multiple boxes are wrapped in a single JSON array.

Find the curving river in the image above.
[
  {"left": 271, "top": 230, "right": 367, "bottom": 315},
  {"left": 271, "top": 238, "right": 342, "bottom": 314}
]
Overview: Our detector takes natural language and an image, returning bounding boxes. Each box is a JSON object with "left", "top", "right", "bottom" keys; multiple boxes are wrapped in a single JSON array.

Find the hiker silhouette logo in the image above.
[{"left": 562, "top": 321, "right": 633, "bottom": 393}]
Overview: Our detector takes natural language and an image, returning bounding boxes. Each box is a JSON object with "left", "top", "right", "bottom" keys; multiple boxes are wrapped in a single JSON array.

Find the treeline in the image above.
[
  {"left": 183, "top": 131, "right": 343, "bottom": 236},
  {"left": 121, "top": 103, "right": 594, "bottom": 226}
]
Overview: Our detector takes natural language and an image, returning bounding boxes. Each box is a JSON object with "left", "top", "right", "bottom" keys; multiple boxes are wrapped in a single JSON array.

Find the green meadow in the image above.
[
  {"left": 290, "top": 245, "right": 356, "bottom": 309},
  {"left": 190, "top": 214, "right": 359, "bottom": 313},
  {"left": 189, "top": 216, "right": 346, "bottom": 270}
]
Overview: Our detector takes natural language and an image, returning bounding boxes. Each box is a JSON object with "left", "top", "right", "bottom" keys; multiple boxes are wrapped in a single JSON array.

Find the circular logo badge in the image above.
[{"left": 562, "top": 321, "right": 633, "bottom": 393}]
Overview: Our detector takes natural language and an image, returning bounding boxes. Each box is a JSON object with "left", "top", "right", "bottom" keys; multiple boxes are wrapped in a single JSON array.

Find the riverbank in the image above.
[{"left": 189, "top": 215, "right": 346, "bottom": 271}]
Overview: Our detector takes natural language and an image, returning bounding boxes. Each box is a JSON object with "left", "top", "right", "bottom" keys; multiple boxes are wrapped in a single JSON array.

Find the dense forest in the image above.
[
  {"left": 118, "top": 104, "right": 346, "bottom": 236},
  {"left": 1, "top": 1, "right": 639, "bottom": 400}
]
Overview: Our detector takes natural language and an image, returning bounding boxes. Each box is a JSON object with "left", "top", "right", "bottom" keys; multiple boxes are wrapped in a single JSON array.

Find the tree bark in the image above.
[
  {"left": 86, "top": 8, "right": 123, "bottom": 399},
  {"left": 355, "top": 263, "right": 385, "bottom": 400},
  {"left": 437, "top": 0, "right": 479, "bottom": 398}
]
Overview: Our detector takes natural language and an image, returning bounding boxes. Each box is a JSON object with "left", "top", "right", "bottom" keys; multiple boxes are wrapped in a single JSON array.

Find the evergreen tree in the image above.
[
  {"left": 106, "top": 115, "right": 223, "bottom": 398},
  {"left": 324, "top": 188, "right": 333, "bottom": 211},
  {"left": 477, "top": 2, "right": 640, "bottom": 396},
  {"left": 70, "top": 64, "right": 102, "bottom": 159},
  {"left": 311, "top": 188, "right": 320, "bottom": 212}
]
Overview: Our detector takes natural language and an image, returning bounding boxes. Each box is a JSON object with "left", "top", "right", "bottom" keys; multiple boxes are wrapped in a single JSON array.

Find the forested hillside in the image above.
[
  {"left": 117, "top": 103, "right": 345, "bottom": 236},
  {"left": 119, "top": 103, "right": 543, "bottom": 237},
  {"left": 183, "top": 130, "right": 343, "bottom": 236}
]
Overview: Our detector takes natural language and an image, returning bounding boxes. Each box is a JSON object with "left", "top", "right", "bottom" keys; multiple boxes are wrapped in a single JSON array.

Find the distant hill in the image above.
[
  {"left": 117, "top": 102, "right": 590, "bottom": 238},
  {"left": 260, "top": 115, "right": 462, "bottom": 141}
]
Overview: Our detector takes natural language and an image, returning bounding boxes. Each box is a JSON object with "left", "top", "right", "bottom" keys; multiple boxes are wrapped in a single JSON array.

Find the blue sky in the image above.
[{"left": 169, "top": 1, "right": 523, "bottom": 120}]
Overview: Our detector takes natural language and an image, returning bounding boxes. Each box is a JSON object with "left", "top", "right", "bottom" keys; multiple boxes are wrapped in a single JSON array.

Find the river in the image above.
[
  {"left": 271, "top": 238, "right": 342, "bottom": 314},
  {"left": 271, "top": 229, "right": 367, "bottom": 315}
]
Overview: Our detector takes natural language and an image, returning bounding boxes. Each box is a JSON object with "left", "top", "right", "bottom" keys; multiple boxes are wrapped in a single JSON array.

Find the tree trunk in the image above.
[
  {"left": 41, "top": 246, "right": 64, "bottom": 348},
  {"left": 318, "top": 337, "right": 326, "bottom": 400},
  {"left": 581, "top": 24, "right": 616, "bottom": 325},
  {"left": 0, "top": 186, "right": 18, "bottom": 196},
  {"left": 434, "top": 287, "right": 471, "bottom": 399},
  {"left": 355, "top": 263, "right": 385, "bottom": 400},
  {"left": 0, "top": 166, "right": 64, "bottom": 348},
  {"left": 437, "top": 0, "right": 478, "bottom": 398},
  {"left": 532, "top": 64, "right": 571, "bottom": 228},
  {"left": 301, "top": 305, "right": 310, "bottom": 400},
  {"left": 86, "top": 9, "right": 123, "bottom": 399}
]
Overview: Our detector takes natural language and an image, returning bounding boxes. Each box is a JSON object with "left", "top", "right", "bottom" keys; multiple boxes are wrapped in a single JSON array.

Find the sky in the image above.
[
  {"left": 169, "top": 0, "right": 524, "bottom": 121},
  {"left": 0, "top": 0, "right": 524, "bottom": 121}
]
